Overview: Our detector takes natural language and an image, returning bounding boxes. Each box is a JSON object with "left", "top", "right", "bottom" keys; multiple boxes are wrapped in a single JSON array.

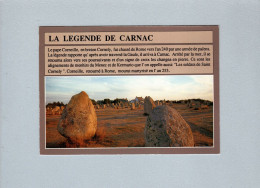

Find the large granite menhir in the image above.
[
  {"left": 57, "top": 91, "right": 97, "bottom": 146},
  {"left": 145, "top": 105, "right": 194, "bottom": 147}
]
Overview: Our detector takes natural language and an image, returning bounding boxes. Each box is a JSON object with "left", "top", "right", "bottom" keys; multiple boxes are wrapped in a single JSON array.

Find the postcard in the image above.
[{"left": 39, "top": 26, "right": 219, "bottom": 154}]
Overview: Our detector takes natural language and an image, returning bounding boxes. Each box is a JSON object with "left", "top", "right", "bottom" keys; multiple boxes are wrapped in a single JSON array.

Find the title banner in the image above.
[{"left": 45, "top": 31, "right": 213, "bottom": 45}]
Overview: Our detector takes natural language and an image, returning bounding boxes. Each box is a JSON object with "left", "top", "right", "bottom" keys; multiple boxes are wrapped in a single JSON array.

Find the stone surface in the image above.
[
  {"left": 144, "top": 96, "right": 156, "bottom": 115},
  {"left": 145, "top": 105, "right": 194, "bottom": 147},
  {"left": 52, "top": 106, "right": 60, "bottom": 115},
  {"left": 131, "top": 103, "right": 135, "bottom": 110},
  {"left": 57, "top": 91, "right": 97, "bottom": 145}
]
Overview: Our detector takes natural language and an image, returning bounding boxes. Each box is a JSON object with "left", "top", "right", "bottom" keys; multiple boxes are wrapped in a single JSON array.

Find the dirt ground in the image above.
[{"left": 46, "top": 103, "right": 213, "bottom": 148}]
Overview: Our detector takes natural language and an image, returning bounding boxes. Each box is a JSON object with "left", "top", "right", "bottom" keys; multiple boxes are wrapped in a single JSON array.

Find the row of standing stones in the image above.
[
  {"left": 46, "top": 106, "right": 65, "bottom": 115},
  {"left": 94, "top": 102, "right": 140, "bottom": 110},
  {"left": 56, "top": 91, "right": 194, "bottom": 147}
]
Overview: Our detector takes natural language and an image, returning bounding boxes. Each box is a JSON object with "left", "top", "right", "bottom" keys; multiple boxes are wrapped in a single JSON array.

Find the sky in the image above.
[{"left": 45, "top": 75, "right": 213, "bottom": 104}]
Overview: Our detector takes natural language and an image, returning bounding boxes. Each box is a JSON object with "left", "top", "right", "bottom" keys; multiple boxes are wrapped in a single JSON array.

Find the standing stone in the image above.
[
  {"left": 131, "top": 103, "right": 135, "bottom": 110},
  {"left": 145, "top": 106, "right": 194, "bottom": 147},
  {"left": 163, "top": 99, "right": 166, "bottom": 105},
  {"left": 52, "top": 108, "right": 57, "bottom": 115},
  {"left": 46, "top": 107, "right": 51, "bottom": 115},
  {"left": 51, "top": 109, "right": 55, "bottom": 115},
  {"left": 49, "top": 108, "right": 53, "bottom": 115},
  {"left": 53, "top": 106, "right": 60, "bottom": 111},
  {"left": 144, "top": 96, "right": 156, "bottom": 115},
  {"left": 52, "top": 106, "right": 60, "bottom": 115},
  {"left": 57, "top": 91, "right": 97, "bottom": 145}
]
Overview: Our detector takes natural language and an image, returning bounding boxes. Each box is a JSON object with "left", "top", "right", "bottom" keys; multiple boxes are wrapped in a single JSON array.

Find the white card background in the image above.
[{"left": 0, "top": 0, "right": 259, "bottom": 187}]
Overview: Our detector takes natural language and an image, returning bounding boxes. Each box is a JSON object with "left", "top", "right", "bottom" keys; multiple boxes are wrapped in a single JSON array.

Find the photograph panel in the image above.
[{"left": 45, "top": 75, "right": 214, "bottom": 148}]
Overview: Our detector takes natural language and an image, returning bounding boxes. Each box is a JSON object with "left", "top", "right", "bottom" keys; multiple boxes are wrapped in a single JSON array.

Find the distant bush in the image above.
[
  {"left": 104, "top": 98, "right": 111, "bottom": 104},
  {"left": 113, "top": 99, "right": 120, "bottom": 105},
  {"left": 91, "top": 99, "right": 97, "bottom": 105}
]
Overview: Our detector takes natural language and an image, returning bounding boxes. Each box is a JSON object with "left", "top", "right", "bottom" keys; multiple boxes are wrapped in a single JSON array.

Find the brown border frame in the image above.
[{"left": 40, "top": 26, "right": 219, "bottom": 155}]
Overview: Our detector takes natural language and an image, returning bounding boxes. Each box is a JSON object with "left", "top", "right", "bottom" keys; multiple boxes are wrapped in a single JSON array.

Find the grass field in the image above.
[{"left": 46, "top": 103, "right": 213, "bottom": 148}]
